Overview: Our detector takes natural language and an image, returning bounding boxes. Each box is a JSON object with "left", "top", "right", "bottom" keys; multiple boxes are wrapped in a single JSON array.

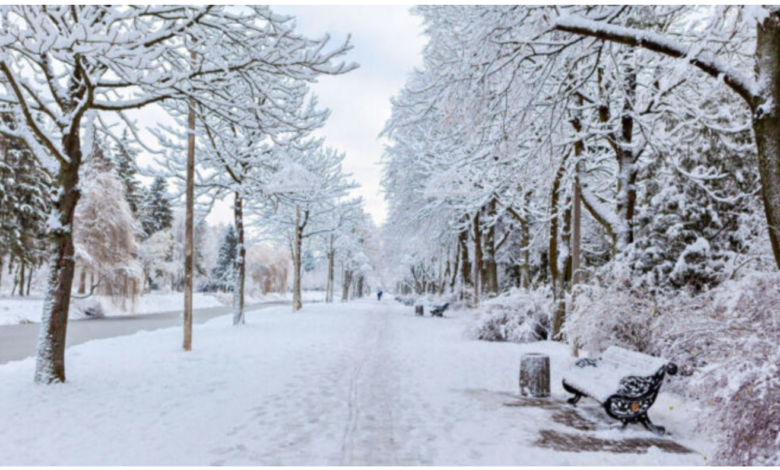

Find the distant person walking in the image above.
[{"left": 377, "top": 290, "right": 383, "bottom": 301}]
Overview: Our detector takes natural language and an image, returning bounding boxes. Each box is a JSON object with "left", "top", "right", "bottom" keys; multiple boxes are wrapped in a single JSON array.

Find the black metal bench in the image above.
[
  {"left": 430, "top": 303, "right": 449, "bottom": 317},
  {"left": 562, "top": 346, "right": 678, "bottom": 436}
]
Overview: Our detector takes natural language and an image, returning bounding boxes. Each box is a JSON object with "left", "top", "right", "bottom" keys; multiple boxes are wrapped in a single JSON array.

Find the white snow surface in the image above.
[
  {"left": 0, "top": 299, "right": 711, "bottom": 465},
  {"left": 0, "top": 291, "right": 327, "bottom": 326},
  {"left": 0, "top": 292, "right": 225, "bottom": 325}
]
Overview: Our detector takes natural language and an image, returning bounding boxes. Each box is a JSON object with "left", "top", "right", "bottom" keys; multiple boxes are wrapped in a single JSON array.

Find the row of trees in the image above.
[
  {"left": 382, "top": 5, "right": 775, "bottom": 335},
  {"left": 381, "top": 7, "right": 779, "bottom": 464},
  {"left": 0, "top": 5, "right": 369, "bottom": 384}
]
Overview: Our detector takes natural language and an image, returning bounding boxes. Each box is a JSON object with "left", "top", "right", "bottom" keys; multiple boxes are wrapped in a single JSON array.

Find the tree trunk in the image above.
[
  {"left": 78, "top": 267, "right": 86, "bottom": 295},
  {"left": 357, "top": 275, "right": 364, "bottom": 298},
  {"left": 183, "top": 52, "right": 196, "bottom": 351},
  {"left": 485, "top": 221, "right": 498, "bottom": 296},
  {"left": 341, "top": 266, "right": 352, "bottom": 301},
  {"left": 570, "top": 173, "right": 583, "bottom": 357},
  {"left": 520, "top": 205, "right": 531, "bottom": 289},
  {"left": 439, "top": 253, "right": 450, "bottom": 297},
  {"left": 458, "top": 228, "right": 472, "bottom": 300},
  {"left": 473, "top": 212, "right": 482, "bottom": 307},
  {"left": 11, "top": 264, "right": 18, "bottom": 296},
  {"left": 35, "top": 146, "right": 81, "bottom": 384},
  {"left": 449, "top": 242, "right": 460, "bottom": 293},
  {"left": 326, "top": 235, "right": 335, "bottom": 303},
  {"left": 615, "top": 52, "right": 638, "bottom": 250},
  {"left": 292, "top": 206, "right": 303, "bottom": 312},
  {"left": 232, "top": 192, "right": 246, "bottom": 325},
  {"left": 18, "top": 260, "right": 25, "bottom": 297},
  {"left": 572, "top": 176, "right": 582, "bottom": 287},
  {"left": 549, "top": 152, "right": 570, "bottom": 341},
  {"left": 26, "top": 265, "right": 33, "bottom": 296},
  {"left": 755, "top": 13, "right": 780, "bottom": 269}
]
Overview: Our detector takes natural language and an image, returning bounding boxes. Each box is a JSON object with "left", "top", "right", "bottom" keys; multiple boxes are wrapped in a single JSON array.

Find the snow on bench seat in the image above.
[{"left": 563, "top": 347, "right": 670, "bottom": 403}]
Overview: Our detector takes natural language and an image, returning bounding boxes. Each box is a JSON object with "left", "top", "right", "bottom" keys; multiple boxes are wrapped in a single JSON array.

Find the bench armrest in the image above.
[{"left": 574, "top": 357, "right": 601, "bottom": 368}]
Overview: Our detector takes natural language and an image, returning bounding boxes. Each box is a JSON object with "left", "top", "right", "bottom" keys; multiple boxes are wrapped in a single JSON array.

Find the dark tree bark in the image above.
[
  {"left": 473, "top": 211, "right": 482, "bottom": 307},
  {"left": 18, "top": 260, "right": 25, "bottom": 297},
  {"left": 341, "top": 265, "right": 352, "bottom": 302},
  {"left": 326, "top": 235, "right": 335, "bottom": 303},
  {"left": 458, "top": 227, "right": 472, "bottom": 300},
  {"left": 26, "top": 265, "right": 33, "bottom": 296},
  {"left": 484, "top": 200, "right": 499, "bottom": 296},
  {"left": 78, "top": 268, "right": 86, "bottom": 295},
  {"left": 754, "top": 14, "right": 780, "bottom": 269},
  {"left": 232, "top": 192, "right": 246, "bottom": 325},
  {"left": 449, "top": 242, "right": 460, "bottom": 293},
  {"left": 549, "top": 151, "right": 571, "bottom": 341},
  {"left": 34, "top": 135, "right": 82, "bottom": 383}
]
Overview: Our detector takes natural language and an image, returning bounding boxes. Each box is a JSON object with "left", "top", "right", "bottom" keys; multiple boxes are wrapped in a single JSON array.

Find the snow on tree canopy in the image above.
[{"left": 265, "top": 162, "right": 323, "bottom": 194}]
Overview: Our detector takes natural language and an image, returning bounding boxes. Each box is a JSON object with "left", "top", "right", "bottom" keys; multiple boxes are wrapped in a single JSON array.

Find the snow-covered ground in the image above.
[
  {"left": 0, "top": 290, "right": 324, "bottom": 326},
  {"left": 0, "top": 292, "right": 225, "bottom": 326},
  {"left": 0, "top": 299, "right": 712, "bottom": 465}
]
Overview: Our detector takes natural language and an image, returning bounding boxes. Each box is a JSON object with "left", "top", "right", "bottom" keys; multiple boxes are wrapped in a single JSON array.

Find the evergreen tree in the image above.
[
  {"left": 140, "top": 177, "right": 173, "bottom": 238},
  {"left": 626, "top": 92, "right": 761, "bottom": 290},
  {"left": 194, "top": 218, "right": 209, "bottom": 277},
  {"left": 112, "top": 129, "right": 143, "bottom": 216},
  {"left": 302, "top": 250, "right": 316, "bottom": 273},
  {"left": 212, "top": 225, "right": 237, "bottom": 292},
  {"left": 0, "top": 114, "right": 51, "bottom": 291}
]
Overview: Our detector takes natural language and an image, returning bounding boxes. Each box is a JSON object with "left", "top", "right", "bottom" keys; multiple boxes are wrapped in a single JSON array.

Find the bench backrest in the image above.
[{"left": 601, "top": 346, "right": 668, "bottom": 376}]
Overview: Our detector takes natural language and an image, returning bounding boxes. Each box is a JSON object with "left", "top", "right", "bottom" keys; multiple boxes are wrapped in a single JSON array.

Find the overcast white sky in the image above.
[
  {"left": 268, "top": 5, "right": 426, "bottom": 225},
  {"left": 132, "top": 6, "right": 425, "bottom": 227}
]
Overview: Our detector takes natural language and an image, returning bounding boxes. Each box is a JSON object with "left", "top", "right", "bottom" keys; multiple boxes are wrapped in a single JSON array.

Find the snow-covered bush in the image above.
[
  {"left": 565, "top": 263, "right": 660, "bottom": 355},
  {"left": 471, "top": 287, "right": 551, "bottom": 343},
  {"left": 653, "top": 273, "right": 780, "bottom": 466},
  {"left": 569, "top": 265, "right": 780, "bottom": 465}
]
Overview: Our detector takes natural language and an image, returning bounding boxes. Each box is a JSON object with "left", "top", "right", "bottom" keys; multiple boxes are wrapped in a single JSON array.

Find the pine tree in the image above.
[
  {"left": 0, "top": 114, "right": 51, "bottom": 294},
  {"left": 140, "top": 177, "right": 173, "bottom": 238},
  {"left": 194, "top": 218, "right": 209, "bottom": 277},
  {"left": 212, "top": 225, "right": 237, "bottom": 292},
  {"left": 112, "top": 129, "right": 143, "bottom": 216}
]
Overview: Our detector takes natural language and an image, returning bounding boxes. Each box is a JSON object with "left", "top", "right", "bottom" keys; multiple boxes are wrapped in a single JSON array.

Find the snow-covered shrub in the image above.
[
  {"left": 568, "top": 266, "right": 779, "bottom": 464},
  {"left": 471, "top": 287, "right": 551, "bottom": 343},
  {"left": 566, "top": 263, "right": 660, "bottom": 355},
  {"left": 653, "top": 273, "right": 780, "bottom": 465}
]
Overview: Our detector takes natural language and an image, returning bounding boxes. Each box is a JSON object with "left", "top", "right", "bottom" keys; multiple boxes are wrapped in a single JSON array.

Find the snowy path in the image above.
[
  {"left": 0, "top": 301, "right": 288, "bottom": 365},
  {"left": 0, "top": 300, "right": 710, "bottom": 465}
]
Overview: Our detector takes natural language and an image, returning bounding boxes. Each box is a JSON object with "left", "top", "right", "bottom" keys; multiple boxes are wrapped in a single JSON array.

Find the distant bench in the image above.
[
  {"left": 429, "top": 303, "right": 449, "bottom": 317},
  {"left": 413, "top": 302, "right": 449, "bottom": 317},
  {"left": 562, "top": 346, "right": 678, "bottom": 435}
]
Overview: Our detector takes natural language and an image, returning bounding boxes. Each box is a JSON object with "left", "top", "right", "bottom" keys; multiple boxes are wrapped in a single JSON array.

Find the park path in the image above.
[
  {"left": 0, "top": 301, "right": 289, "bottom": 365},
  {"left": 203, "top": 300, "right": 704, "bottom": 466}
]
